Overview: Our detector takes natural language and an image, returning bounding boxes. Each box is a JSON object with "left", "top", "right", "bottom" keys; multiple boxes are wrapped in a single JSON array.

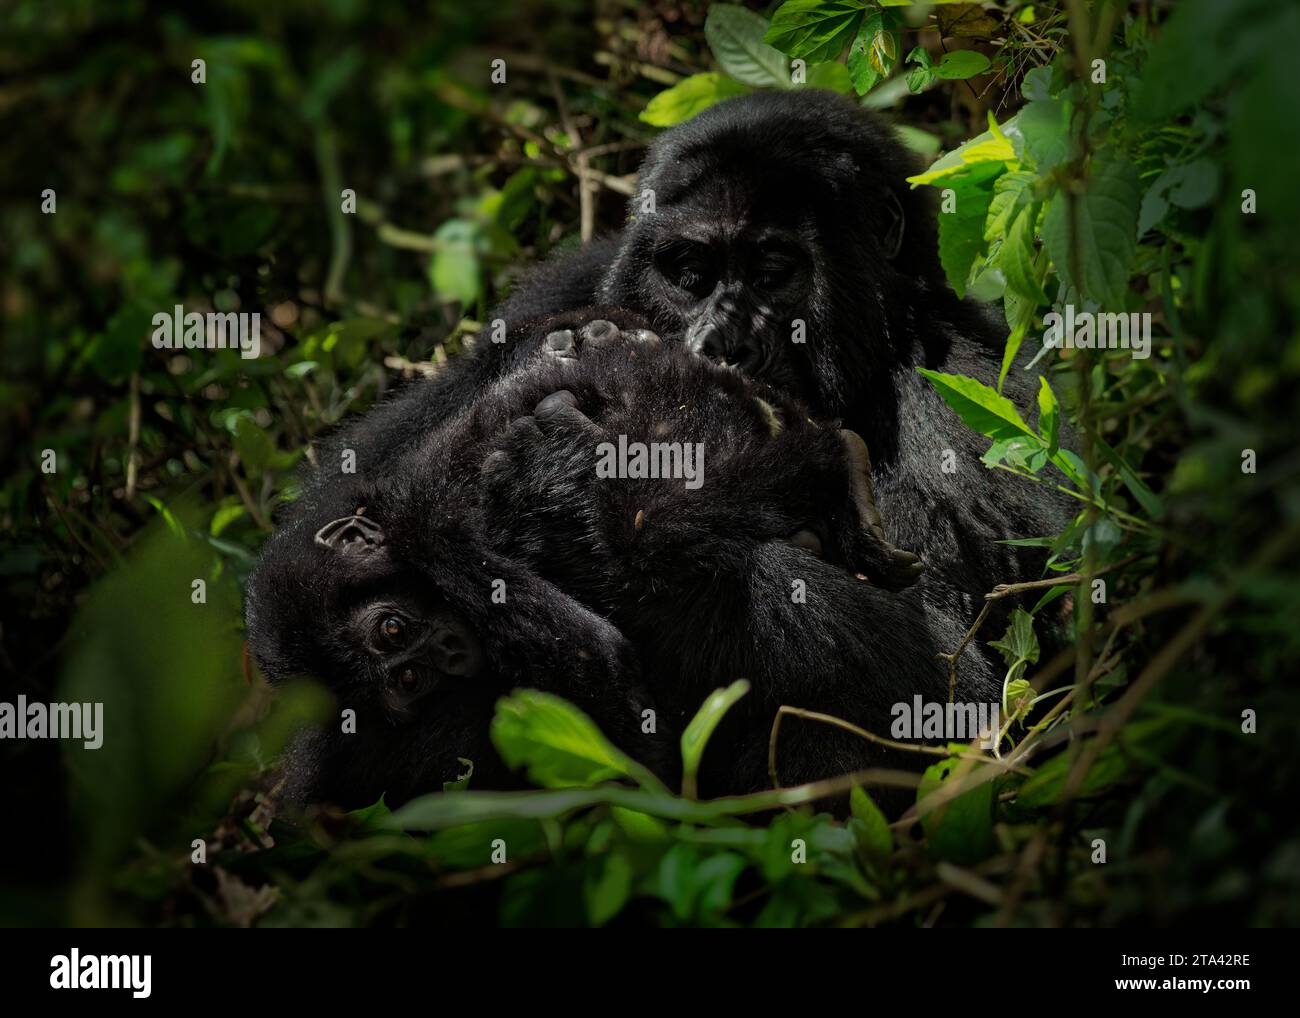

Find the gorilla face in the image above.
[
  {"left": 650, "top": 224, "right": 814, "bottom": 374},
  {"left": 249, "top": 512, "right": 483, "bottom": 722},
  {"left": 600, "top": 89, "right": 939, "bottom": 422}
]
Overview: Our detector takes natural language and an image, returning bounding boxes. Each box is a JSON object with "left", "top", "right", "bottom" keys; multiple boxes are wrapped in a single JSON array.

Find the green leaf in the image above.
[
  {"left": 934, "top": 49, "right": 990, "bottom": 80},
  {"left": 584, "top": 850, "right": 634, "bottom": 926},
  {"left": 937, "top": 180, "right": 994, "bottom": 297},
  {"left": 1018, "top": 719, "right": 1174, "bottom": 807},
  {"left": 989, "top": 607, "right": 1041, "bottom": 670},
  {"left": 984, "top": 169, "right": 1035, "bottom": 242},
  {"left": 849, "top": 787, "right": 893, "bottom": 860},
  {"left": 917, "top": 757, "right": 996, "bottom": 865},
  {"left": 680, "top": 680, "right": 750, "bottom": 797},
  {"left": 999, "top": 201, "right": 1048, "bottom": 306},
  {"left": 706, "top": 4, "right": 790, "bottom": 88},
  {"left": 208, "top": 503, "right": 245, "bottom": 537},
  {"left": 764, "top": 0, "right": 866, "bottom": 63},
  {"left": 847, "top": 14, "right": 890, "bottom": 94},
  {"left": 1090, "top": 432, "right": 1165, "bottom": 519},
  {"left": 428, "top": 218, "right": 482, "bottom": 307},
  {"left": 1036, "top": 376, "right": 1060, "bottom": 454},
  {"left": 805, "top": 60, "right": 854, "bottom": 94},
  {"left": 1015, "top": 98, "right": 1069, "bottom": 171},
  {"left": 639, "top": 73, "right": 751, "bottom": 127},
  {"left": 229, "top": 410, "right": 275, "bottom": 472},
  {"left": 907, "top": 116, "right": 1017, "bottom": 186},
  {"left": 491, "top": 690, "right": 666, "bottom": 791},
  {"left": 1004, "top": 677, "right": 1034, "bottom": 722},
  {"left": 1041, "top": 155, "right": 1140, "bottom": 309},
  {"left": 999, "top": 289, "right": 1035, "bottom": 391},
  {"left": 917, "top": 368, "right": 1036, "bottom": 441}
]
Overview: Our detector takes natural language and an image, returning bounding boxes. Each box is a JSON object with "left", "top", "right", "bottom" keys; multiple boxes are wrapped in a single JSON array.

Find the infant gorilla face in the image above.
[
  {"left": 313, "top": 510, "right": 481, "bottom": 715},
  {"left": 339, "top": 591, "right": 480, "bottom": 715}
]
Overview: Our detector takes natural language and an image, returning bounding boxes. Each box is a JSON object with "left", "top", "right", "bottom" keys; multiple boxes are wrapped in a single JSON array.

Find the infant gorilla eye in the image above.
[{"left": 379, "top": 615, "right": 406, "bottom": 645}]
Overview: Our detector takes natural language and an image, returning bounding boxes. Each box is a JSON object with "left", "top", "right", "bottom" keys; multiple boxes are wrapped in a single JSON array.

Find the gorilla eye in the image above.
[
  {"left": 655, "top": 243, "right": 716, "bottom": 297},
  {"left": 379, "top": 615, "right": 406, "bottom": 645}
]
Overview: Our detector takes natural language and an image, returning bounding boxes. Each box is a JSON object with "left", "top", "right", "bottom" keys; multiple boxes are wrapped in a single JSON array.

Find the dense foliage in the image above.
[{"left": 2, "top": 0, "right": 1297, "bottom": 927}]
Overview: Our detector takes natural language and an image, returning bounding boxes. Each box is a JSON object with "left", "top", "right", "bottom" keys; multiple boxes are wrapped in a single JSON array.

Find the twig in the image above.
[
  {"left": 938, "top": 554, "right": 1141, "bottom": 702},
  {"left": 125, "top": 370, "right": 141, "bottom": 501}
]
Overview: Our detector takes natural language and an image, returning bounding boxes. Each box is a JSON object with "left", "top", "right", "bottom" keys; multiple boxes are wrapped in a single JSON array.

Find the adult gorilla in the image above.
[{"left": 329, "top": 89, "right": 1066, "bottom": 612}]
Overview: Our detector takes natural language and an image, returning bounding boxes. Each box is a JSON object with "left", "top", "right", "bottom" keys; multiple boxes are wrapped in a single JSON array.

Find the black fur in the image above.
[
  {"left": 245, "top": 91, "right": 1071, "bottom": 807},
  {"left": 246, "top": 316, "right": 993, "bottom": 806}
]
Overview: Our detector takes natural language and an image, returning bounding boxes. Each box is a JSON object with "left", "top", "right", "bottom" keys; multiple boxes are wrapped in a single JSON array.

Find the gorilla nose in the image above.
[
  {"left": 689, "top": 322, "right": 726, "bottom": 360},
  {"left": 430, "top": 623, "right": 481, "bottom": 678},
  {"left": 688, "top": 322, "right": 760, "bottom": 371}
]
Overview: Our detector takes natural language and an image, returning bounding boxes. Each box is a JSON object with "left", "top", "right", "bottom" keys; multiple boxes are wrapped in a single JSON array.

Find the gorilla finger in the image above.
[
  {"left": 840, "top": 429, "right": 887, "bottom": 542},
  {"left": 788, "top": 528, "right": 824, "bottom": 558},
  {"left": 579, "top": 319, "right": 620, "bottom": 350},
  {"left": 480, "top": 449, "right": 511, "bottom": 479},
  {"left": 632, "top": 329, "right": 661, "bottom": 348},
  {"left": 534, "top": 389, "right": 578, "bottom": 417},
  {"left": 545, "top": 329, "right": 577, "bottom": 360},
  {"left": 507, "top": 415, "right": 544, "bottom": 443},
  {"left": 535, "top": 398, "right": 604, "bottom": 441}
]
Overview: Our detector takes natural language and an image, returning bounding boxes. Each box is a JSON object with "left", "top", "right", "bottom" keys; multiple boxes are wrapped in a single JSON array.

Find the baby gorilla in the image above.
[
  {"left": 245, "top": 310, "right": 922, "bottom": 808},
  {"left": 476, "top": 311, "right": 924, "bottom": 607}
]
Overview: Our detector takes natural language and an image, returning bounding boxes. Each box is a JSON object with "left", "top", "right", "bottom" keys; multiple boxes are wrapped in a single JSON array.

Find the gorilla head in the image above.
[
  {"left": 244, "top": 454, "right": 651, "bottom": 808},
  {"left": 599, "top": 89, "right": 950, "bottom": 428},
  {"left": 247, "top": 511, "right": 481, "bottom": 717}
]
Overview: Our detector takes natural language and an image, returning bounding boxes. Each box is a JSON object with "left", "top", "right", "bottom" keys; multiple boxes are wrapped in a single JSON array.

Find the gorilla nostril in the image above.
[{"left": 691, "top": 323, "right": 726, "bottom": 361}]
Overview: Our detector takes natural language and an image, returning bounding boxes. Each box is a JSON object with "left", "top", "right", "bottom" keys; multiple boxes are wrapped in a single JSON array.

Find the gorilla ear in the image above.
[
  {"left": 882, "top": 190, "right": 905, "bottom": 260},
  {"left": 314, "top": 514, "right": 385, "bottom": 553}
]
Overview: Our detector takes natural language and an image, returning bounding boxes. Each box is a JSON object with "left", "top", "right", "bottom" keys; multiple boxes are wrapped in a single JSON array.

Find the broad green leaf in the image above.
[
  {"left": 491, "top": 689, "right": 666, "bottom": 791},
  {"left": 805, "top": 60, "right": 853, "bottom": 95},
  {"left": 208, "top": 502, "right": 245, "bottom": 537},
  {"left": 1004, "top": 677, "right": 1034, "bottom": 722},
  {"left": 680, "top": 679, "right": 750, "bottom": 797},
  {"left": 1015, "top": 98, "right": 1069, "bottom": 171},
  {"left": 999, "top": 201, "right": 1048, "bottom": 306},
  {"left": 917, "top": 368, "right": 1035, "bottom": 441},
  {"left": 984, "top": 169, "right": 1035, "bottom": 242},
  {"left": 937, "top": 178, "right": 994, "bottom": 297},
  {"left": 847, "top": 13, "right": 892, "bottom": 94},
  {"left": 989, "top": 607, "right": 1040, "bottom": 670},
  {"left": 229, "top": 410, "right": 275, "bottom": 472},
  {"left": 934, "top": 49, "right": 990, "bottom": 80},
  {"left": 764, "top": 0, "right": 866, "bottom": 64},
  {"left": 917, "top": 756, "right": 996, "bottom": 865},
  {"left": 584, "top": 851, "right": 634, "bottom": 926},
  {"left": 868, "top": 22, "right": 898, "bottom": 77},
  {"left": 849, "top": 787, "right": 893, "bottom": 860},
  {"left": 639, "top": 73, "right": 751, "bottom": 127},
  {"left": 1041, "top": 155, "right": 1140, "bottom": 309},
  {"left": 705, "top": 4, "right": 789, "bottom": 89},
  {"left": 907, "top": 116, "right": 1017, "bottom": 186}
]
